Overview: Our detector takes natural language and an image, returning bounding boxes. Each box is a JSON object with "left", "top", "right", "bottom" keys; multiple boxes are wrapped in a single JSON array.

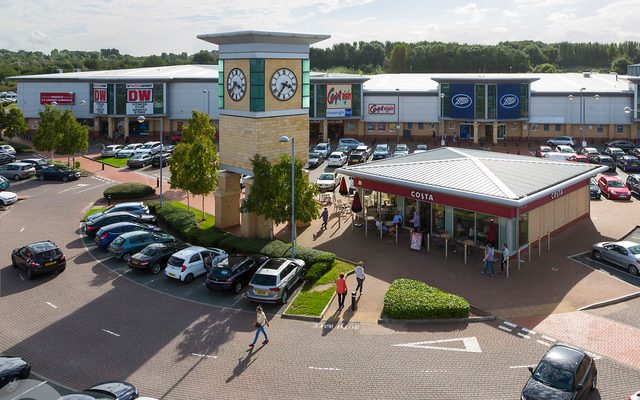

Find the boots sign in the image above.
[{"left": 126, "top": 83, "right": 153, "bottom": 114}]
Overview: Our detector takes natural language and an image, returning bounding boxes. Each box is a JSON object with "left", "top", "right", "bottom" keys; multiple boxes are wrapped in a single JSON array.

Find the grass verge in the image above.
[
  {"left": 83, "top": 207, "right": 107, "bottom": 221},
  {"left": 97, "top": 157, "right": 128, "bottom": 168},
  {"left": 167, "top": 201, "right": 215, "bottom": 228}
]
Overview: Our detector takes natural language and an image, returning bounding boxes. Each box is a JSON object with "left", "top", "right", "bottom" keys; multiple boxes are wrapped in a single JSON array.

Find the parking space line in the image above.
[
  {"left": 568, "top": 254, "right": 640, "bottom": 289},
  {"left": 75, "top": 182, "right": 110, "bottom": 194},
  {"left": 503, "top": 321, "right": 517, "bottom": 328},
  {"left": 498, "top": 325, "right": 512, "bottom": 332},
  {"left": 541, "top": 335, "right": 556, "bottom": 342},
  {"left": 308, "top": 366, "right": 342, "bottom": 371},
  {"left": 101, "top": 329, "right": 121, "bottom": 337},
  {"left": 509, "top": 365, "right": 537, "bottom": 369},
  {"left": 9, "top": 380, "right": 48, "bottom": 400},
  {"left": 521, "top": 328, "right": 536, "bottom": 334},
  {"left": 536, "top": 340, "right": 551, "bottom": 347},
  {"left": 191, "top": 353, "right": 217, "bottom": 359},
  {"left": 46, "top": 302, "right": 58, "bottom": 309},
  {"left": 516, "top": 332, "right": 531, "bottom": 339}
]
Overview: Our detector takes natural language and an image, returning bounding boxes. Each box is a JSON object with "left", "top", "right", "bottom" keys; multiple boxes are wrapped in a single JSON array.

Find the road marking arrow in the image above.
[{"left": 393, "top": 337, "right": 482, "bottom": 353}]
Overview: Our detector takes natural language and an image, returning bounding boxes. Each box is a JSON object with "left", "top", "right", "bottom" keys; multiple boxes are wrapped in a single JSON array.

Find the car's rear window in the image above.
[
  {"left": 111, "top": 237, "right": 125, "bottom": 246},
  {"left": 251, "top": 274, "right": 277, "bottom": 286},
  {"left": 34, "top": 248, "right": 62, "bottom": 261},
  {"left": 168, "top": 256, "right": 184, "bottom": 267},
  {"left": 210, "top": 267, "right": 232, "bottom": 277}
]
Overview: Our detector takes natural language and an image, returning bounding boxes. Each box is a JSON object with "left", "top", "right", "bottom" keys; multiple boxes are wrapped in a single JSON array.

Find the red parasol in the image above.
[
  {"left": 338, "top": 176, "right": 349, "bottom": 196},
  {"left": 351, "top": 190, "right": 362, "bottom": 213}
]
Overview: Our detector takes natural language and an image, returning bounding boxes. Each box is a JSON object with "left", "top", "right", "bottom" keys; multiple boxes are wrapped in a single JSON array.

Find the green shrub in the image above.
[
  {"left": 149, "top": 202, "right": 228, "bottom": 247},
  {"left": 0, "top": 141, "right": 32, "bottom": 154},
  {"left": 185, "top": 225, "right": 231, "bottom": 247},
  {"left": 103, "top": 183, "right": 155, "bottom": 200},
  {"left": 305, "top": 261, "right": 332, "bottom": 283},
  {"left": 217, "top": 236, "right": 335, "bottom": 267},
  {"left": 217, "top": 236, "right": 274, "bottom": 254},
  {"left": 383, "top": 279, "right": 469, "bottom": 320}
]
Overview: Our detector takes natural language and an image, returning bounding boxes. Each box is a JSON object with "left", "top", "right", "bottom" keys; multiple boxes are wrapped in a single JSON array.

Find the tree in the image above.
[
  {"left": 55, "top": 110, "right": 89, "bottom": 165},
  {"left": 611, "top": 56, "right": 632, "bottom": 75},
  {"left": 533, "top": 63, "right": 557, "bottom": 73},
  {"left": 0, "top": 103, "right": 27, "bottom": 139},
  {"left": 389, "top": 43, "right": 410, "bottom": 72},
  {"left": 33, "top": 105, "right": 63, "bottom": 159}
]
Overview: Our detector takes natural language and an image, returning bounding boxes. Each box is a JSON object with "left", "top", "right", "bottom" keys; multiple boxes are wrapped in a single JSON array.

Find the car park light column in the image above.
[
  {"left": 439, "top": 92, "right": 446, "bottom": 147},
  {"left": 138, "top": 115, "right": 163, "bottom": 207},
  {"left": 279, "top": 135, "right": 295, "bottom": 258}
]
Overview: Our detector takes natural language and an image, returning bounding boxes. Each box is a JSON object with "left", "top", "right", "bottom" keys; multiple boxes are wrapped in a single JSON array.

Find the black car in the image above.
[
  {"left": 151, "top": 152, "right": 171, "bottom": 167},
  {"left": 589, "top": 178, "right": 601, "bottom": 199},
  {"left": 588, "top": 155, "right": 616, "bottom": 172},
  {"left": 347, "top": 150, "right": 366, "bottom": 165},
  {"left": 84, "top": 211, "right": 156, "bottom": 237},
  {"left": 606, "top": 140, "right": 636, "bottom": 152},
  {"left": 127, "top": 153, "right": 153, "bottom": 168},
  {"left": 627, "top": 174, "right": 640, "bottom": 196},
  {"left": 602, "top": 147, "right": 626, "bottom": 161},
  {"left": 629, "top": 148, "right": 640, "bottom": 158},
  {"left": 11, "top": 241, "right": 66, "bottom": 280},
  {"left": 206, "top": 254, "right": 268, "bottom": 293},
  {"left": 616, "top": 155, "right": 640, "bottom": 173},
  {"left": 59, "top": 381, "right": 138, "bottom": 400},
  {"left": 20, "top": 158, "right": 51, "bottom": 171},
  {"left": 0, "top": 355, "right": 31, "bottom": 394},
  {"left": 521, "top": 344, "right": 596, "bottom": 400},
  {"left": 0, "top": 152, "right": 15, "bottom": 165},
  {"left": 128, "top": 242, "right": 188, "bottom": 274},
  {"left": 36, "top": 165, "right": 81, "bottom": 182}
]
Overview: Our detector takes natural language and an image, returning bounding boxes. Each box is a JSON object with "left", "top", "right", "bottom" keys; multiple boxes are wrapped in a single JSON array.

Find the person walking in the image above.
[
  {"left": 411, "top": 210, "right": 421, "bottom": 233},
  {"left": 500, "top": 243, "right": 509, "bottom": 274},
  {"left": 481, "top": 243, "right": 496, "bottom": 277},
  {"left": 336, "top": 274, "right": 348, "bottom": 308},
  {"left": 249, "top": 305, "right": 269, "bottom": 348},
  {"left": 355, "top": 261, "right": 365, "bottom": 295},
  {"left": 320, "top": 207, "right": 329, "bottom": 230}
]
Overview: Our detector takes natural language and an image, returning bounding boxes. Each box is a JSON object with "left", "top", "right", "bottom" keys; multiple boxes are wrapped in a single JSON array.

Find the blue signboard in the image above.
[
  {"left": 497, "top": 84, "right": 521, "bottom": 119},
  {"left": 449, "top": 84, "right": 475, "bottom": 119}
]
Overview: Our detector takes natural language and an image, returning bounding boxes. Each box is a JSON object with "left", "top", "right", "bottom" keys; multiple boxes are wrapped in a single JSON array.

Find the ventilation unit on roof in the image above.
[
  {"left": 583, "top": 71, "right": 591, "bottom": 78},
  {"left": 56, "top": 68, "right": 64, "bottom": 74},
  {"left": 74, "top": 68, "right": 81, "bottom": 73}
]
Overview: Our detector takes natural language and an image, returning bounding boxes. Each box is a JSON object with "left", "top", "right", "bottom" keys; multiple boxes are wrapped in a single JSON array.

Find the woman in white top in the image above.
[{"left": 249, "top": 305, "right": 269, "bottom": 348}]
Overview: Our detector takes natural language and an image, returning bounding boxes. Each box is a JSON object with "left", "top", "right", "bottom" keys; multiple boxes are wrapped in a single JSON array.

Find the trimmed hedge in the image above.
[
  {"left": 304, "top": 261, "right": 333, "bottom": 283},
  {"left": 0, "top": 141, "right": 33, "bottom": 154},
  {"left": 103, "top": 183, "right": 155, "bottom": 200},
  {"left": 383, "top": 279, "right": 469, "bottom": 319},
  {"left": 148, "top": 202, "right": 231, "bottom": 247}
]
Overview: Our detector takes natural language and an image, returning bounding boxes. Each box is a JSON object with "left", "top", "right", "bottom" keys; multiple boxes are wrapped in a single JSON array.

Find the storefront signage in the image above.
[
  {"left": 327, "top": 84, "right": 352, "bottom": 109},
  {"left": 368, "top": 104, "right": 395, "bottom": 114},
  {"left": 497, "top": 84, "right": 522, "bottom": 119},
  {"left": 93, "top": 84, "right": 108, "bottom": 115},
  {"left": 500, "top": 94, "right": 519, "bottom": 109},
  {"left": 126, "top": 83, "right": 153, "bottom": 115},
  {"left": 451, "top": 94, "right": 472, "bottom": 109},
  {"left": 410, "top": 190, "right": 434, "bottom": 202},
  {"left": 550, "top": 189, "right": 563, "bottom": 199},
  {"left": 327, "top": 108, "right": 353, "bottom": 118},
  {"left": 449, "top": 84, "right": 475, "bottom": 119},
  {"left": 40, "top": 92, "right": 75, "bottom": 105}
]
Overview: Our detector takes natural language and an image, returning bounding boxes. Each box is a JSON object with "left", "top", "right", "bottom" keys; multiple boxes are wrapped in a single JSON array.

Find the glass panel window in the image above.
[
  {"left": 531, "top": 124, "right": 538, "bottom": 131},
  {"left": 597, "top": 124, "right": 604, "bottom": 133},
  {"left": 555, "top": 124, "right": 561, "bottom": 131},
  {"left": 453, "top": 209, "right": 475, "bottom": 243},
  {"left": 367, "top": 122, "right": 375, "bottom": 132},
  {"left": 432, "top": 204, "right": 446, "bottom": 234},
  {"left": 378, "top": 123, "right": 385, "bottom": 132},
  {"left": 440, "top": 84, "right": 450, "bottom": 117},
  {"left": 487, "top": 85, "right": 496, "bottom": 119},
  {"left": 543, "top": 124, "right": 550, "bottom": 131},
  {"left": 520, "top": 84, "right": 529, "bottom": 118},
  {"left": 407, "top": 122, "right": 413, "bottom": 129},
  {"left": 617, "top": 125, "right": 624, "bottom": 133},
  {"left": 249, "top": 59, "right": 265, "bottom": 112},
  {"left": 352, "top": 84, "right": 362, "bottom": 117},
  {"left": 388, "top": 123, "right": 395, "bottom": 133},
  {"left": 475, "top": 85, "right": 486, "bottom": 119},
  {"left": 418, "top": 123, "right": 424, "bottom": 129},
  {"left": 519, "top": 213, "right": 528, "bottom": 247},
  {"left": 476, "top": 213, "right": 499, "bottom": 247}
]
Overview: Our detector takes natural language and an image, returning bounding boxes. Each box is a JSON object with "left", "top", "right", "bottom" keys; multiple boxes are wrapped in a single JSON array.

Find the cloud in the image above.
[
  {"left": 454, "top": 3, "right": 491, "bottom": 22},
  {"left": 514, "top": 0, "right": 578, "bottom": 6},
  {"left": 503, "top": 10, "right": 518, "bottom": 17},
  {"left": 493, "top": 27, "right": 508, "bottom": 33},
  {"left": 29, "top": 31, "right": 52, "bottom": 45},
  {"left": 547, "top": 12, "right": 576, "bottom": 21}
]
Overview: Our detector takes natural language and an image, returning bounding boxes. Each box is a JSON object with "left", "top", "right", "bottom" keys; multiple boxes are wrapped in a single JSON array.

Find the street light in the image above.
[
  {"left": 568, "top": 88, "right": 598, "bottom": 148},
  {"left": 395, "top": 88, "right": 400, "bottom": 143},
  {"left": 278, "top": 135, "right": 296, "bottom": 258},
  {"left": 139, "top": 115, "right": 164, "bottom": 207},
  {"left": 439, "top": 92, "right": 446, "bottom": 146},
  {"left": 202, "top": 89, "right": 211, "bottom": 118},
  {"left": 624, "top": 106, "right": 633, "bottom": 115}
]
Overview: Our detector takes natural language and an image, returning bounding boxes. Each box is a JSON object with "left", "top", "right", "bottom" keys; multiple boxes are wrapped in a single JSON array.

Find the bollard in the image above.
[
  {"left": 427, "top": 233, "right": 430, "bottom": 252},
  {"left": 351, "top": 291, "right": 357, "bottom": 311},
  {"left": 156, "top": 177, "right": 160, "bottom": 188},
  {"left": 101, "top": 163, "right": 105, "bottom": 171},
  {"left": 107, "top": 194, "right": 112, "bottom": 206},
  {"left": 464, "top": 244, "right": 467, "bottom": 264},
  {"left": 445, "top": 238, "right": 448, "bottom": 259}
]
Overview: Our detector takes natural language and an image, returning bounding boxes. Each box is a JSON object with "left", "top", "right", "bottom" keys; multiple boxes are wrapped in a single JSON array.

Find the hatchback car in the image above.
[
  {"left": 0, "top": 163, "right": 36, "bottom": 180},
  {"left": 577, "top": 147, "right": 599, "bottom": 157},
  {"left": 598, "top": 175, "right": 631, "bottom": 200},
  {"left": 327, "top": 151, "right": 347, "bottom": 167},
  {"left": 588, "top": 155, "right": 616, "bottom": 172},
  {"left": 394, "top": 144, "right": 410, "bottom": 157},
  {"left": 127, "top": 153, "right": 153, "bottom": 168},
  {"left": 617, "top": 155, "right": 640, "bottom": 172},
  {"left": 602, "top": 146, "right": 626, "bottom": 161},
  {"left": 555, "top": 145, "right": 577, "bottom": 157},
  {"left": 151, "top": 152, "right": 171, "bottom": 167},
  {"left": 0, "top": 176, "right": 9, "bottom": 191},
  {"left": 521, "top": 344, "right": 596, "bottom": 400},
  {"left": 85, "top": 202, "right": 150, "bottom": 222},
  {"left": 36, "top": 165, "right": 81, "bottom": 182},
  {"left": 94, "top": 221, "right": 162, "bottom": 249},
  {"left": 84, "top": 211, "right": 156, "bottom": 237},
  {"left": 206, "top": 254, "right": 268, "bottom": 293},
  {"left": 413, "top": 144, "right": 429, "bottom": 154},
  {"left": 115, "top": 143, "right": 143, "bottom": 158},
  {"left": 0, "top": 191, "right": 18, "bottom": 206},
  {"left": 355, "top": 145, "right": 371, "bottom": 158},
  {"left": 101, "top": 144, "right": 123, "bottom": 157},
  {"left": 59, "top": 381, "right": 139, "bottom": 400},
  {"left": 133, "top": 141, "right": 162, "bottom": 156},
  {"left": 0, "top": 144, "right": 16, "bottom": 156},
  {"left": 372, "top": 144, "right": 391, "bottom": 160},
  {"left": 589, "top": 178, "right": 601, "bottom": 200},
  {"left": 0, "top": 152, "right": 15, "bottom": 165},
  {"left": 108, "top": 231, "right": 176, "bottom": 261},
  {"left": 535, "top": 145, "right": 553, "bottom": 157},
  {"left": 592, "top": 240, "right": 640, "bottom": 275},
  {"left": 335, "top": 144, "right": 353, "bottom": 156},
  {"left": 165, "top": 246, "right": 228, "bottom": 283},
  {"left": 247, "top": 258, "right": 306, "bottom": 304},
  {"left": 313, "top": 143, "right": 331, "bottom": 159},
  {"left": 128, "top": 242, "right": 188, "bottom": 274},
  {"left": 11, "top": 241, "right": 66, "bottom": 280},
  {"left": 347, "top": 150, "right": 366, "bottom": 165},
  {"left": 307, "top": 152, "right": 322, "bottom": 169},
  {"left": 0, "top": 355, "right": 31, "bottom": 394},
  {"left": 626, "top": 174, "right": 640, "bottom": 196},
  {"left": 316, "top": 172, "right": 339, "bottom": 192},
  {"left": 546, "top": 136, "right": 575, "bottom": 146},
  {"left": 20, "top": 158, "right": 51, "bottom": 171},
  {"left": 606, "top": 140, "right": 636, "bottom": 152}
]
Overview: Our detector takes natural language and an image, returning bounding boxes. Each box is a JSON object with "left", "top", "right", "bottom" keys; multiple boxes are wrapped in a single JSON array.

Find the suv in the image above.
[
  {"left": 247, "top": 258, "right": 306, "bottom": 304},
  {"left": 347, "top": 150, "right": 366, "bottom": 165},
  {"left": 546, "top": 136, "right": 575, "bottom": 147},
  {"left": 602, "top": 147, "right": 626, "bottom": 161},
  {"left": 164, "top": 246, "right": 228, "bottom": 283},
  {"left": 0, "top": 163, "right": 36, "bottom": 180},
  {"left": 206, "top": 254, "right": 268, "bottom": 293},
  {"left": 588, "top": 155, "right": 616, "bottom": 172},
  {"left": 11, "top": 241, "right": 66, "bottom": 280},
  {"left": 133, "top": 141, "right": 162, "bottom": 156},
  {"left": 101, "top": 145, "right": 123, "bottom": 157},
  {"left": 83, "top": 211, "right": 156, "bottom": 237},
  {"left": 313, "top": 143, "right": 331, "bottom": 159},
  {"left": 0, "top": 152, "right": 16, "bottom": 165}
]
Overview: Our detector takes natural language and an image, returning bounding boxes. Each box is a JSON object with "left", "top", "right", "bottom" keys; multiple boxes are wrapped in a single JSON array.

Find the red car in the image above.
[
  {"left": 598, "top": 176, "right": 631, "bottom": 200},
  {"left": 570, "top": 154, "right": 589, "bottom": 163},
  {"left": 536, "top": 145, "right": 553, "bottom": 158}
]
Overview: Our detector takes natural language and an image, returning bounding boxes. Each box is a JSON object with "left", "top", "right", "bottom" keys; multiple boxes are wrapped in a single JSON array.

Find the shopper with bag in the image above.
[
  {"left": 355, "top": 261, "right": 366, "bottom": 295},
  {"left": 249, "top": 305, "right": 269, "bottom": 348}
]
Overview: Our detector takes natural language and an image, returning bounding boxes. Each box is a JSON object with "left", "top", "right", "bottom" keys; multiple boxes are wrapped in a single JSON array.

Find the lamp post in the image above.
[
  {"left": 202, "top": 89, "right": 211, "bottom": 118},
  {"left": 395, "top": 88, "right": 400, "bottom": 143},
  {"left": 439, "top": 92, "right": 446, "bottom": 147},
  {"left": 278, "top": 135, "right": 296, "bottom": 258},
  {"left": 138, "top": 115, "right": 163, "bottom": 207}
]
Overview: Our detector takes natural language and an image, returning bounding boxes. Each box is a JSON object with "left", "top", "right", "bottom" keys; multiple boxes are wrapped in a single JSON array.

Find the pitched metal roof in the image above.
[{"left": 337, "top": 147, "right": 606, "bottom": 207}]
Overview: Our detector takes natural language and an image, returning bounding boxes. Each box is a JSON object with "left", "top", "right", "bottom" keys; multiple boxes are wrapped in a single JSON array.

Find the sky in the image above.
[{"left": 0, "top": 0, "right": 639, "bottom": 56}]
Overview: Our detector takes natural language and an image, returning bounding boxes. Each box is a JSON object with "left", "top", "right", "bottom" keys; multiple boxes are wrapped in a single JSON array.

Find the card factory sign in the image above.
[
  {"left": 92, "top": 84, "right": 108, "bottom": 115},
  {"left": 126, "top": 83, "right": 154, "bottom": 115},
  {"left": 326, "top": 84, "right": 353, "bottom": 117},
  {"left": 368, "top": 103, "right": 395, "bottom": 114},
  {"left": 40, "top": 92, "right": 75, "bottom": 105}
]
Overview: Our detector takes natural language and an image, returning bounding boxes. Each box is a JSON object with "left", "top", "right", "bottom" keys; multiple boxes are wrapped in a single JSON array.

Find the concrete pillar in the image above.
[
  {"left": 214, "top": 171, "right": 241, "bottom": 229},
  {"left": 124, "top": 117, "right": 130, "bottom": 139},
  {"left": 473, "top": 122, "right": 479, "bottom": 144},
  {"left": 608, "top": 124, "right": 616, "bottom": 139},
  {"left": 322, "top": 120, "right": 329, "bottom": 142},
  {"left": 93, "top": 117, "right": 100, "bottom": 134},
  {"left": 255, "top": 215, "right": 273, "bottom": 239},
  {"left": 492, "top": 122, "right": 499, "bottom": 144},
  {"left": 107, "top": 117, "right": 114, "bottom": 139}
]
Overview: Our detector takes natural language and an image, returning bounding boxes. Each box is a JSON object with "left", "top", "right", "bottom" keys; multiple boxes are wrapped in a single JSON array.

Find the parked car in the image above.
[
  {"left": 629, "top": 148, "right": 640, "bottom": 158},
  {"left": 313, "top": 143, "right": 331, "bottom": 159},
  {"left": 0, "top": 145, "right": 16, "bottom": 156},
  {"left": 0, "top": 152, "right": 15, "bottom": 165},
  {"left": 602, "top": 146, "right": 626, "bottom": 161},
  {"left": 0, "top": 355, "right": 31, "bottom": 394},
  {"left": 555, "top": 145, "right": 577, "bottom": 157},
  {"left": 171, "top": 133, "right": 182, "bottom": 144},
  {"left": 84, "top": 211, "right": 156, "bottom": 237},
  {"left": 592, "top": 240, "right": 640, "bottom": 275},
  {"left": 128, "top": 242, "right": 188, "bottom": 274},
  {"left": 372, "top": 144, "right": 391, "bottom": 160},
  {"left": 161, "top": 144, "right": 175, "bottom": 153},
  {"left": 11, "top": 241, "right": 66, "bottom": 280},
  {"left": 413, "top": 144, "right": 429, "bottom": 154},
  {"left": 355, "top": 144, "right": 371, "bottom": 158},
  {"left": 0, "top": 162, "right": 36, "bottom": 180},
  {"left": 133, "top": 141, "right": 162, "bottom": 156},
  {"left": 94, "top": 221, "right": 162, "bottom": 249},
  {"left": 589, "top": 178, "right": 601, "bottom": 199},
  {"left": 626, "top": 174, "right": 640, "bottom": 196},
  {"left": 0, "top": 191, "right": 18, "bottom": 206},
  {"left": 630, "top": 390, "right": 640, "bottom": 400},
  {"left": 59, "top": 381, "right": 139, "bottom": 400},
  {"left": 338, "top": 138, "right": 363, "bottom": 150},
  {"left": 247, "top": 258, "right": 306, "bottom": 304},
  {"left": 240, "top": 174, "right": 252, "bottom": 190},
  {"left": 85, "top": 202, "right": 150, "bottom": 222},
  {"left": 394, "top": 144, "right": 410, "bottom": 157},
  {"left": 598, "top": 175, "right": 631, "bottom": 200},
  {"left": 546, "top": 136, "right": 575, "bottom": 146},
  {"left": 0, "top": 176, "right": 9, "bottom": 191},
  {"left": 36, "top": 165, "right": 81, "bottom": 182},
  {"left": 616, "top": 155, "right": 640, "bottom": 172},
  {"left": 347, "top": 150, "right": 367, "bottom": 165},
  {"left": 335, "top": 144, "right": 353, "bottom": 155},
  {"left": 205, "top": 254, "right": 268, "bottom": 293},
  {"left": 20, "top": 158, "right": 51, "bottom": 171},
  {"left": 108, "top": 231, "right": 176, "bottom": 261},
  {"left": 306, "top": 152, "right": 322, "bottom": 169},
  {"left": 588, "top": 155, "right": 616, "bottom": 172},
  {"left": 151, "top": 152, "right": 171, "bottom": 167},
  {"left": 521, "top": 343, "right": 596, "bottom": 400},
  {"left": 115, "top": 143, "right": 143, "bottom": 158},
  {"left": 543, "top": 152, "right": 573, "bottom": 161},
  {"left": 101, "top": 144, "right": 123, "bottom": 157},
  {"left": 327, "top": 151, "right": 347, "bottom": 167},
  {"left": 570, "top": 154, "right": 589, "bottom": 163},
  {"left": 164, "top": 246, "right": 228, "bottom": 283},
  {"left": 316, "top": 172, "right": 340, "bottom": 192},
  {"left": 578, "top": 147, "right": 599, "bottom": 157},
  {"left": 606, "top": 140, "right": 636, "bottom": 152},
  {"left": 127, "top": 153, "right": 153, "bottom": 168},
  {"left": 535, "top": 145, "right": 553, "bottom": 158}
]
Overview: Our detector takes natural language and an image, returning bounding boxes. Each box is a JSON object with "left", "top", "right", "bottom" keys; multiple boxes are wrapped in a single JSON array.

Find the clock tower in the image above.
[{"left": 197, "top": 31, "right": 330, "bottom": 231}]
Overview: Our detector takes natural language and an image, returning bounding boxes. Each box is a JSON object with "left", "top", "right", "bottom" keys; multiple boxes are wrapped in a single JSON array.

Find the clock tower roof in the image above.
[{"left": 197, "top": 30, "right": 330, "bottom": 47}]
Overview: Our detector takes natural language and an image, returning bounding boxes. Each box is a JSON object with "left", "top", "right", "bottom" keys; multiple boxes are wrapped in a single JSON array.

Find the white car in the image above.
[
  {"left": 0, "top": 191, "right": 17, "bottom": 206},
  {"left": 164, "top": 246, "right": 228, "bottom": 283},
  {"left": 327, "top": 152, "right": 347, "bottom": 167},
  {"left": 134, "top": 141, "right": 162, "bottom": 156},
  {"left": 394, "top": 144, "right": 410, "bottom": 157},
  {"left": 546, "top": 136, "right": 575, "bottom": 147},
  {"left": 313, "top": 143, "right": 331, "bottom": 159},
  {"left": 543, "top": 152, "right": 573, "bottom": 161},
  {"left": 316, "top": 172, "right": 340, "bottom": 192},
  {"left": 101, "top": 145, "right": 123, "bottom": 157},
  {"left": 413, "top": 144, "right": 429, "bottom": 154},
  {"left": 0, "top": 145, "right": 16, "bottom": 156},
  {"left": 115, "top": 143, "right": 144, "bottom": 158},
  {"left": 355, "top": 144, "right": 371, "bottom": 158},
  {"left": 555, "top": 145, "right": 576, "bottom": 157}
]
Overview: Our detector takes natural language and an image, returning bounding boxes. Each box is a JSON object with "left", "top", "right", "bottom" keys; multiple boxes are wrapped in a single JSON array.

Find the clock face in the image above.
[
  {"left": 226, "top": 68, "right": 246, "bottom": 101},
  {"left": 270, "top": 68, "right": 297, "bottom": 101}
]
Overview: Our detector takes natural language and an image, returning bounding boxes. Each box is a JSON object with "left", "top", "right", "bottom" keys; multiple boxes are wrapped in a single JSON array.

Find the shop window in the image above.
[
  {"left": 407, "top": 122, "right": 413, "bottom": 129},
  {"left": 555, "top": 124, "right": 561, "bottom": 131},
  {"left": 519, "top": 213, "right": 528, "bottom": 247},
  {"left": 543, "top": 124, "right": 549, "bottom": 131},
  {"left": 597, "top": 125, "right": 604, "bottom": 133},
  {"left": 378, "top": 123, "right": 386, "bottom": 132},
  {"left": 531, "top": 124, "right": 538, "bottom": 131},
  {"left": 476, "top": 213, "right": 498, "bottom": 247},
  {"left": 388, "top": 123, "right": 396, "bottom": 133},
  {"left": 453, "top": 209, "right": 475, "bottom": 243},
  {"left": 432, "top": 204, "right": 446, "bottom": 234},
  {"left": 418, "top": 123, "right": 424, "bottom": 129},
  {"left": 404, "top": 199, "right": 417, "bottom": 229},
  {"left": 448, "top": 122, "right": 455, "bottom": 130},
  {"left": 367, "top": 122, "right": 375, "bottom": 132},
  {"left": 347, "top": 122, "right": 355, "bottom": 131},
  {"left": 617, "top": 125, "right": 624, "bottom": 134}
]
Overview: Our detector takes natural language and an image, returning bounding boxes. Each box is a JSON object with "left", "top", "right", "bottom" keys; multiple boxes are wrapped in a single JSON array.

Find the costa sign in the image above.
[
  {"left": 500, "top": 94, "right": 519, "bottom": 109},
  {"left": 326, "top": 84, "right": 352, "bottom": 109},
  {"left": 410, "top": 190, "right": 434, "bottom": 202},
  {"left": 40, "top": 92, "right": 75, "bottom": 105},
  {"left": 368, "top": 104, "right": 395, "bottom": 114},
  {"left": 451, "top": 94, "right": 472, "bottom": 109}
]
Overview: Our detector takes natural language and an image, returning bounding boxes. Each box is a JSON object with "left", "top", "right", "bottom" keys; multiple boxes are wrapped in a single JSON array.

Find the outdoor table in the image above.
[{"left": 364, "top": 216, "right": 376, "bottom": 236}]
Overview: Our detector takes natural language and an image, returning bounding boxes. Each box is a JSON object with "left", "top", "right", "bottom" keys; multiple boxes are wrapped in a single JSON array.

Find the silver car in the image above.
[
  {"left": 247, "top": 258, "right": 306, "bottom": 304},
  {"left": 0, "top": 163, "right": 36, "bottom": 180},
  {"left": 592, "top": 241, "right": 640, "bottom": 275}
]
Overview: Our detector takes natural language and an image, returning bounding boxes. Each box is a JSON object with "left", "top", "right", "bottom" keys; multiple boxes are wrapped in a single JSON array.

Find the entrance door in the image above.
[
  {"left": 460, "top": 124, "right": 471, "bottom": 140},
  {"left": 498, "top": 125, "right": 506, "bottom": 141},
  {"left": 328, "top": 122, "right": 343, "bottom": 139},
  {"left": 403, "top": 129, "right": 411, "bottom": 140}
]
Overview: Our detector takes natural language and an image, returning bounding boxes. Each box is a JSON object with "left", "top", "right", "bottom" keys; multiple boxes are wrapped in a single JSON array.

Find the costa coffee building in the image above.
[{"left": 338, "top": 147, "right": 607, "bottom": 253}]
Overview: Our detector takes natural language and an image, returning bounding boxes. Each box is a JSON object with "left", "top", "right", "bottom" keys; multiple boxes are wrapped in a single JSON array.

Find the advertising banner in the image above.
[
  {"left": 327, "top": 108, "right": 353, "bottom": 118},
  {"left": 126, "top": 83, "right": 154, "bottom": 115},
  {"left": 449, "top": 84, "right": 475, "bottom": 119},
  {"left": 497, "top": 84, "right": 521, "bottom": 119},
  {"left": 93, "top": 83, "right": 108, "bottom": 115},
  {"left": 40, "top": 92, "right": 75, "bottom": 105},
  {"left": 368, "top": 104, "right": 395, "bottom": 114},
  {"left": 326, "top": 84, "right": 352, "bottom": 118}
]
